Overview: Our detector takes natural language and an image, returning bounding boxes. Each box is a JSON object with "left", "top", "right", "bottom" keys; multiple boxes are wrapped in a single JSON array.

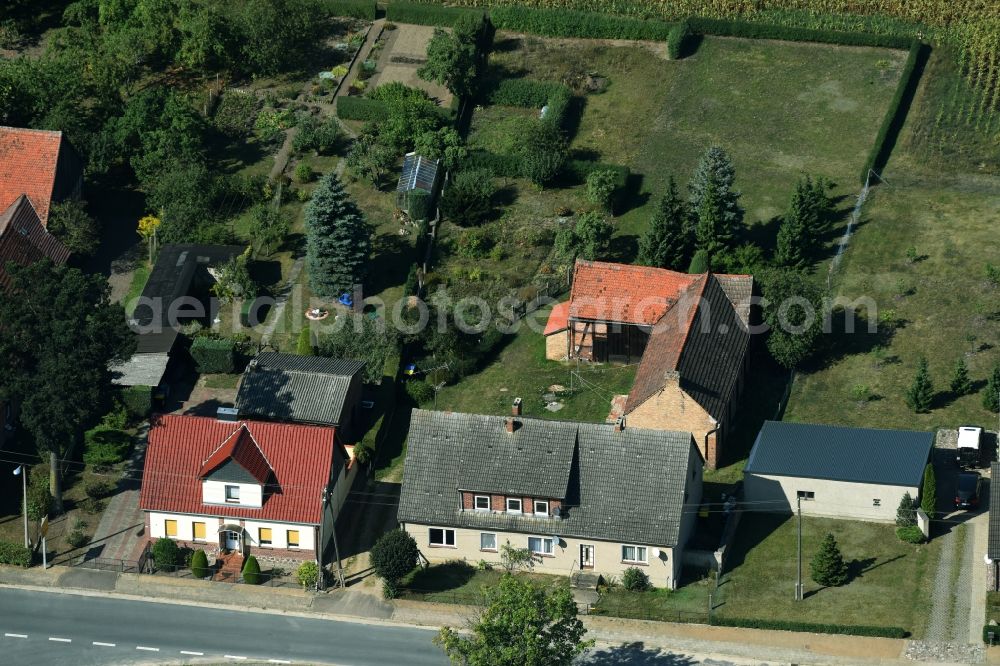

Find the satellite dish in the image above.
[{"left": 651, "top": 548, "right": 661, "bottom": 558}]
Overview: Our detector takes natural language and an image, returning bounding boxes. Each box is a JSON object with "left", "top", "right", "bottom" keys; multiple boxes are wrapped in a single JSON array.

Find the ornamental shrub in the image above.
[
  {"left": 191, "top": 549, "right": 210, "bottom": 578},
  {"left": 121, "top": 385, "right": 152, "bottom": 419},
  {"left": 0, "top": 540, "right": 32, "bottom": 567},
  {"left": 67, "top": 530, "right": 89, "bottom": 548},
  {"left": 242, "top": 555, "right": 261, "bottom": 585},
  {"left": 85, "top": 480, "right": 116, "bottom": 500},
  {"left": 370, "top": 529, "right": 419, "bottom": 588},
  {"left": 294, "top": 162, "right": 314, "bottom": 183},
  {"left": 152, "top": 537, "right": 180, "bottom": 570},
  {"left": 190, "top": 336, "right": 237, "bottom": 374},
  {"left": 83, "top": 428, "right": 132, "bottom": 467},
  {"left": 896, "top": 525, "right": 925, "bottom": 544},
  {"left": 810, "top": 533, "right": 848, "bottom": 587},
  {"left": 622, "top": 566, "right": 650, "bottom": 592},
  {"left": 920, "top": 463, "right": 936, "bottom": 516},
  {"left": 297, "top": 560, "right": 320, "bottom": 589},
  {"left": 405, "top": 379, "right": 435, "bottom": 405}
]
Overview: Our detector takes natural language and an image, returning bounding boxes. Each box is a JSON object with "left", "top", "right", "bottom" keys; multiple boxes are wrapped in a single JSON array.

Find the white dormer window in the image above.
[
  {"left": 506, "top": 498, "right": 522, "bottom": 514},
  {"left": 533, "top": 500, "right": 549, "bottom": 516},
  {"left": 474, "top": 495, "right": 490, "bottom": 511},
  {"left": 225, "top": 485, "right": 240, "bottom": 503}
]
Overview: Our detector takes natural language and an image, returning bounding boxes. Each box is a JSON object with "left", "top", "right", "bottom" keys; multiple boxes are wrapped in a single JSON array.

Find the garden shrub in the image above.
[
  {"left": 370, "top": 529, "right": 419, "bottom": 591},
  {"left": 152, "top": 537, "right": 180, "bottom": 569},
  {"left": 896, "top": 525, "right": 925, "bottom": 544},
  {"left": 242, "top": 555, "right": 262, "bottom": 584},
  {"left": 859, "top": 40, "right": 927, "bottom": 182},
  {"left": 84, "top": 480, "right": 116, "bottom": 500},
  {"left": 405, "top": 379, "right": 435, "bottom": 404},
  {"left": 709, "top": 617, "right": 908, "bottom": 638},
  {"left": 622, "top": 566, "right": 650, "bottom": 592},
  {"left": 337, "top": 96, "right": 389, "bottom": 122},
  {"left": 490, "top": 7, "right": 674, "bottom": 40},
  {"left": 213, "top": 90, "right": 262, "bottom": 138},
  {"left": 293, "top": 115, "right": 342, "bottom": 155},
  {"left": 407, "top": 188, "right": 432, "bottom": 221},
  {"left": 667, "top": 19, "right": 694, "bottom": 59},
  {"left": 385, "top": 3, "right": 484, "bottom": 28},
  {"left": 297, "top": 560, "right": 320, "bottom": 588},
  {"left": 121, "top": 385, "right": 152, "bottom": 419},
  {"left": 67, "top": 530, "right": 89, "bottom": 548},
  {"left": 79, "top": 497, "right": 104, "bottom": 514},
  {"left": 462, "top": 150, "right": 521, "bottom": 178},
  {"left": 295, "top": 162, "right": 314, "bottom": 183},
  {"left": 484, "top": 79, "right": 569, "bottom": 108},
  {"left": 24, "top": 472, "right": 51, "bottom": 521},
  {"left": 561, "top": 160, "right": 629, "bottom": 189},
  {"left": 403, "top": 264, "right": 419, "bottom": 297},
  {"left": 322, "top": 0, "right": 376, "bottom": 20},
  {"left": 100, "top": 400, "right": 129, "bottom": 430},
  {"left": 0, "top": 540, "right": 32, "bottom": 567},
  {"left": 542, "top": 86, "right": 572, "bottom": 130},
  {"left": 190, "top": 336, "right": 237, "bottom": 374},
  {"left": 83, "top": 427, "right": 132, "bottom": 467},
  {"left": 191, "top": 549, "right": 210, "bottom": 578}
]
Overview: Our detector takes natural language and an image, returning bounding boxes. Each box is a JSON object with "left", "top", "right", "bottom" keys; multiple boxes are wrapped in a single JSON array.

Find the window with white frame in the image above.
[
  {"left": 429, "top": 528, "right": 456, "bottom": 547},
  {"left": 225, "top": 485, "right": 240, "bottom": 503},
  {"left": 506, "top": 498, "right": 522, "bottom": 514},
  {"left": 480, "top": 532, "right": 497, "bottom": 551},
  {"left": 533, "top": 500, "right": 549, "bottom": 516},
  {"left": 796, "top": 490, "right": 815, "bottom": 500},
  {"left": 474, "top": 495, "right": 490, "bottom": 511},
  {"left": 621, "top": 545, "right": 648, "bottom": 563},
  {"left": 528, "top": 536, "right": 554, "bottom": 555}
]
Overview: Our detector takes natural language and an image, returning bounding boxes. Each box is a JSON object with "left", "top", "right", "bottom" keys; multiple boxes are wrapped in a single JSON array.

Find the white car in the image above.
[{"left": 956, "top": 426, "right": 982, "bottom": 468}]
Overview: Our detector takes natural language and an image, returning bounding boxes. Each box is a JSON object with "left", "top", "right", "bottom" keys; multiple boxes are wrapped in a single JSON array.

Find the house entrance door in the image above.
[
  {"left": 224, "top": 531, "right": 239, "bottom": 550},
  {"left": 580, "top": 544, "right": 595, "bottom": 569}
]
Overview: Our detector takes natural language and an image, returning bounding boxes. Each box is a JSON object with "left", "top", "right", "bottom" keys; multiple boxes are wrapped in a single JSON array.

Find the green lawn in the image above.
[
  {"left": 431, "top": 306, "right": 636, "bottom": 423},
  {"left": 490, "top": 33, "right": 906, "bottom": 243},
  {"left": 592, "top": 573, "right": 714, "bottom": 623},
  {"left": 718, "top": 514, "right": 939, "bottom": 636},
  {"left": 121, "top": 261, "right": 151, "bottom": 315},
  {"left": 401, "top": 561, "right": 566, "bottom": 604},
  {"left": 784, "top": 47, "right": 1000, "bottom": 432}
]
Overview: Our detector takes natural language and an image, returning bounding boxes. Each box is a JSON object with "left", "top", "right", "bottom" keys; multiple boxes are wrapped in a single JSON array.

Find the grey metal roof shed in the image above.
[
  {"left": 989, "top": 462, "right": 1000, "bottom": 560},
  {"left": 744, "top": 421, "right": 933, "bottom": 487}
]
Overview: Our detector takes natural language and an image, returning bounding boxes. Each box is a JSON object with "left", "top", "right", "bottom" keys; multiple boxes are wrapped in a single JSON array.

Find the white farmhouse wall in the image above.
[
  {"left": 743, "top": 473, "right": 918, "bottom": 522},
  {"left": 202, "top": 480, "right": 263, "bottom": 508},
  {"left": 403, "top": 523, "right": 681, "bottom": 589},
  {"left": 675, "top": 445, "right": 704, "bottom": 580}
]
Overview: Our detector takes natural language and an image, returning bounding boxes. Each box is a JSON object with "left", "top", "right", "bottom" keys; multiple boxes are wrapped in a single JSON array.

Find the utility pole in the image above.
[{"left": 795, "top": 495, "right": 803, "bottom": 601}]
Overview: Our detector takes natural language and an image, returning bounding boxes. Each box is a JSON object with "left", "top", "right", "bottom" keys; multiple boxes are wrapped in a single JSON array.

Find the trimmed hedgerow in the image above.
[
  {"left": 860, "top": 40, "right": 928, "bottom": 182},
  {"left": 190, "top": 336, "right": 236, "bottom": 374},
  {"left": 484, "top": 79, "right": 569, "bottom": 107},
  {"left": 667, "top": 19, "right": 694, "bottom": 59},
  {"left": 710, "top": 616, "right": 908, "bottom": 638},
  {"left": 489, "top": 6, "right": 674, "bottom": 40},
  {"left": 543, "top": 86, "right": 572, "bottom": 130},
  {"left": 561, "top": 160, "right": 630, "bottom": 188},
  {"left": 322, "top": 0, "right": 376, "bottom": 19},
  {"left": 0, "top": 540, "right": 32, "bottom": 567},
  {"left": 337, "top": 96, "right": 390, "bottom": 122},
  {"left": 463, "top": 149, "right": 522, "bottom": 178},
  {"left": 385, "top": 3, "right": 485, "bottom": 27},
  {"left": 687, "top": 17, "right": 912, "bottom": 49}
]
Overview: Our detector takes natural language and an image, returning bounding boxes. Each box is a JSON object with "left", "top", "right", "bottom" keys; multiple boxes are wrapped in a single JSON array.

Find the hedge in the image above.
[
  {"left": 385, "top": 3, "right": 484, "bottom": 27},
  {"left": 543, "top": 86, "right": 572, "bottom": 130},
  {"left": 561, "top": 159, "right": 629, "bottom": 188},
  {"left": 190, "top": 336, "right": 236, "bottom": 374},
  {"left": 322, "top": 0, "right": 376, "bottom": 19},
  {"left": 121, "top": 385, "right": 151, "bottom": 418},
  {"left": 0, "top": 540, "right": 32, "bottom": 567},
  {"left": 489, "top": 6, "right": 674, "bottom": 41},
  {"left": 687, "top": 17, "right": 912, "bottom": 49},
  {"left": 463, "top": 149, "right": 522, "bottom": 178},
  {"left": 484, "top": 79, "right": 569, "bottom": 108},
  {"left": 667, "top": 19, "right": 694, "bottom": 59},
  {"left": 860, "top": 40, "right": 928, "bottom": 182},
  {"left": 83, "top": 427, "right": 132, "bottom": 467},
  {"left": 710, "top": 617, "right": 908, "bottom": 638},
  {"left": 337, "top": 96, "right": 390, "bottom": 122}
]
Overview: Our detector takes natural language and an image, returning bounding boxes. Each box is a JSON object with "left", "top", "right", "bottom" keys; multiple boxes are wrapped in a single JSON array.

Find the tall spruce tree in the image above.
[
  {"left": 774, "top": 213, "right": 807, "bottom": 267},
  {"left": 920, "top": 463, "right": 936, "bottom": 516},
  {"left": 689, "top": 145, "right": 743, "bottom": 242},
  {"left": 694, "top": 179, "right": 727, "bottom": 259},
  {"left": 984, "top": 363, "right": 1000, "bottom": 412},
  {"left": 636, "top": 176, "right": 692, "bottom": 270},
  {"left": 305, "top": 172, "right": 372, "bottom": 299},
  {"left": 810, "top": 533, "right": 849, "bottom": 587},
  {"left": 950, "top": 356, "right": 973, "bottom": 396},
  {"left": 895, "top": 492, "right": 917, "bottom": 527},
  {"left": 905, "top": 357, "right": 934, "bottom": 413}
]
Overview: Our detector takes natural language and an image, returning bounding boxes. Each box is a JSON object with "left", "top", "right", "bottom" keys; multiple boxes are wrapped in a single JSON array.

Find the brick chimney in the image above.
[
  {"left": 614, "top": 416, "right": 625, "bottom": 432},
  {"left": 505, "top": 417, "right": 518, "bottom": 434},
  {"left": 512, "top": 397, "right": 523, "bottom": 416}
]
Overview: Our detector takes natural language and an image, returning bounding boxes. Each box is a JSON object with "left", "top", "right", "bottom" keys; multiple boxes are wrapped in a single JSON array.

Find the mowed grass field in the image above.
[
  {"left": 490, "top": 33, "right": 906, "bottom": 240},
  {"left": 718, "top": 514, "right": 940, "bottom": 636},
  {"left": 785, "top": 48, "right": 1000, "bottom": 431}
]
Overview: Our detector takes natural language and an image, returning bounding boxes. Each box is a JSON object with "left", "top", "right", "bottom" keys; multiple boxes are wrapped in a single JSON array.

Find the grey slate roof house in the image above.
[
  {"left": 988, "top": 462, "right": 1000, "bottom": 591},
  {"left": 743, "top": 421, "right": 934, "bottom": 522},
  {"left": 398, "top": 409, "right": 703, "bottom": 589},
  {"left": 236, "top": 353, "right": 365, "bottom": 441}
]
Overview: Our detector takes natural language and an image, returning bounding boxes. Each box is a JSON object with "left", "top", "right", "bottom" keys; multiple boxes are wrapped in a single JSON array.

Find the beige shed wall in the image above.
[{"left": 743, "top": 473, "right": 919, "bottom": 522}]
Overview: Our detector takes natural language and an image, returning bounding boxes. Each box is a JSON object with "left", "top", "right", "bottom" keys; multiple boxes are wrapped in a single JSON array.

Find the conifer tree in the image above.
[
  {"left": 984, "top": 363, "right": 1000, "bottom": 412},
  {"left": 810, "top": 533, "right": 848, "bottom": 587},
  {"left": 636, "top": 176, "right": 692, "bottom": 270},
  {"left": 305, "top": 172, "right": 372, "bottom": 299},
  {"left": 920, "top": 463, "right": 936, "bottom": 516},
  {"left": 694, "top": 179, "right": 726, "bottom": 260},
  {"left": 774, "top": 213, "right": 807, "bottom": 267},
  {"left": 689, "top": 146, "right": 743, "bottom": 242},
  {"left": 905, "top": 357, "right": 934, "bottom": 413},
  {"left": 950, "top": 356, "right": 972, "bottom": 396},
  {"left": 895, "top": 492, "right": 916, "bottom": 527}
]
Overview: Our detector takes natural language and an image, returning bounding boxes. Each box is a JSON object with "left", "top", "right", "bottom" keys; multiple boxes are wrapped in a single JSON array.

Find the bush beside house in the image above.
[{"left": 242, "top": 555, "right": 261, "bottom": 584}]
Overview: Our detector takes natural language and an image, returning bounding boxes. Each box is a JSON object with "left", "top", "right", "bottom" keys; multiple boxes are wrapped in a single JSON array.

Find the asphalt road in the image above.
[{"left": 0, "top": 588, "right": 446, "bottom": 666}]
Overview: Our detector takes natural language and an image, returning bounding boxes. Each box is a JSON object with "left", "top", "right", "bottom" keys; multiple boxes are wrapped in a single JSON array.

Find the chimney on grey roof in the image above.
[{"left": 512, "top": 397, "right": 523, "bottom": 417}]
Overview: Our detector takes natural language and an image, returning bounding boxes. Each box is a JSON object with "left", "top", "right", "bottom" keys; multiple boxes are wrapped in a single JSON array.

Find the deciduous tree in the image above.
[
  {"left": 47, "top": 200, "right": 100, "bottom": 256},
  {"left": 418, "top": 15, "right": 481, "bottom": 99},
  {"left": 757, "top": 268, "right": 823, "bottom": 369},
  {"left": 370, "top": 529, "right": 418, "bottom": 599},
  {"left": 440, "top": 168, "right": 495, "bottom": 226}
]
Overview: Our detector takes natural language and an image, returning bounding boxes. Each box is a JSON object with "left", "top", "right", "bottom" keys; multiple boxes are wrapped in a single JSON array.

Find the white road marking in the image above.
[
  {"left": 225, "top": 656, "right": 248, "bottom": 660},
  {"left": 180, "top": 651, "right": 204, "bottom": 656},
  {"left": 92, "top": 641, "right": 116, "bottom": 647},
  {"left": 4, "top": 633, "right": 27, "bottom": 638},
  {"left": 48, "top": 637, "right": 72, "bottom": 643},
  {"left": 268, "top": 660, "right": 292, "bottom": 664},
  {"left": 136, "top": 646, "right": 160, "bottom": 651}
]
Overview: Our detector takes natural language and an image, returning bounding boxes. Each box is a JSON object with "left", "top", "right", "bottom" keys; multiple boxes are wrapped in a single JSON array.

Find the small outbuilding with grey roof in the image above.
[
  {"left": 743, "top": 421, "right": 934, "bottom": 522},
  {"left": 397, "top": 410, "right": 703, "bottom": 589},
  {"left": 987, "top": 462, "right": 1000, "bottom": 591}
]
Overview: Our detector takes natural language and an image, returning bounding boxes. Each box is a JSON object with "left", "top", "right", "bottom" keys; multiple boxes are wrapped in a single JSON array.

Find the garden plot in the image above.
[{"left": 367, "top": 24, "right": 453, "bottom": 107}]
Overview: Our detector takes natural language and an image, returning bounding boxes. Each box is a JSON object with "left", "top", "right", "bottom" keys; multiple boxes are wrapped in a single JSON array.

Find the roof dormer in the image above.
[{"left": 198, "top": 424, "right": 273, "bottom": 508}]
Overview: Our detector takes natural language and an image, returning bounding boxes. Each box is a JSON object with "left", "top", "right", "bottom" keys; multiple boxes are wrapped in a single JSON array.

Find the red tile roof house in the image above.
[
  {"left": 544, "top": 260, "right": 753, "bottom": 468},
  {"left": 139, "top": 414, "right": 358, "bottom": 575},
  {"left": 0, "top": 127, "right": 81, "bottom": 447}
]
